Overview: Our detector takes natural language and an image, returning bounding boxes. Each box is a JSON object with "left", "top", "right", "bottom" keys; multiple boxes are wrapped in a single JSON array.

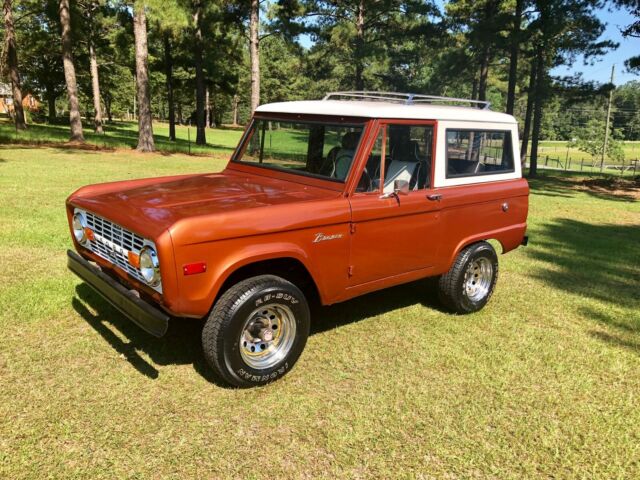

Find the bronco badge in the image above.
[{"left": 313, "top": 233, "right": 343, "bottom": 243}]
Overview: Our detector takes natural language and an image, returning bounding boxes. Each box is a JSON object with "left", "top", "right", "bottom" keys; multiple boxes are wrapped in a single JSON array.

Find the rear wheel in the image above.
[
  {"left": 438, "top": 242, "right": 498, "bottom": 314},
  {"left": 202, "top": 275, "right": 310, "bottom": 388}
]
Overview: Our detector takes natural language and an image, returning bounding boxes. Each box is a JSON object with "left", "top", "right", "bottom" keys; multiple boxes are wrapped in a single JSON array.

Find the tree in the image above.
[
  {"left": 446, "top": 0, "right": 510, "bottom": 102},
  {"left": 133, "top": 1, "right": 154, "bottom": 151},
  {"left": 191, "top": 0, "right": 206, "bottom": 144},
  {"left": 3, "top": 0, "right": 26, "bottom": 129},
  {"left": 249, "top": 0, "right": 259, "bottom": 113},
  {"left": 17, "top": 2, "right": 66, "bottom": 122},
  {"left": 613, "top": 81, "right": 640, "bottom": 140},
  {"left": 570, "top": 117, "right": 625, "bottom": 164},
  {"left": 505, "top": 0, "right": 525, "bottom": 114},
  {"left": 59, "top": 0, "right": 84, "bottom": 141},
  {"left": 527, "top": 0, "right": 615, "bottom": 176},
  {"left": 80, "top": 0, "right": 106, "bottom": 133},
  {"left": 613, "top": 0, "right": 639, "bottom": 73},
  {"left": 300, "top": 0, "right": 439, "bottom": 91}
]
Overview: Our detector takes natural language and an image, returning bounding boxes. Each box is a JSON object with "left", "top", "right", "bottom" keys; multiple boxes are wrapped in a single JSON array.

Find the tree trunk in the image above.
[
  {"left": 59, "top": 0, "right": 84, "bottom": 141},
  {"left": 163, "top": 33, "right": 176, "bottom": 141},
  {"left": 205, "top": 86, "right": 210, "bottom": 128},
  {"left": 232, "top": 95, "right": 239, "bottom": 126},
  {"left": 47, "top": 94, "right": 56, "bottom": 121},
  {"left": 249, "top": 0, "right": 260, "bottom": 114},
  {"left": 104, "top": 94, "right": 112, "bottom": 122},
  {"left": 506, "top": 0, "right": 523, "bottom": 115},
  {"left": 471, "top": 73, "right": 478, "bottom": 100},
  {"left": 529, "top": 46, "right": 546, "bottom": 177},
  {"left": 133, "top": 2, "right": 155, "bottom": 152},
  {"left": 3, "top": 0, "right": 26, "bottom": 130},
  {"left": 477, "top": 47, "right": 490, "bottom": 102},
  {"left": 193, "top": 2, "right": 206, "bottom": 145},
  {"left": 89, "top": 40, "right": 103, "bottom": 133},
  {"left": 520, "top": 58, "right": 537, "bottom": 162},
  {"left": 354, "top": 0, "right": 365, "bottom": 90},
  {"left": 210, "top": 90, "right": 217, "bottom": 128}
]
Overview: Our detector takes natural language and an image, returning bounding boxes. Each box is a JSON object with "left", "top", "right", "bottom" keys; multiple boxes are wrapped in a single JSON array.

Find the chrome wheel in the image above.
[
  {"left": 239, "top": 304, "right": 297, "bottom": 370},
  {"left": 463, "top": 257, "right": 493, "bottom": 302}
]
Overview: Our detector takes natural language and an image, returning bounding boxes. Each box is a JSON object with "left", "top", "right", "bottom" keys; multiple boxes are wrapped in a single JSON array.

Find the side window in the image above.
[
  {"left": 356, "top": 124, "right": 435, "bottom": 193},
  {"left": 446, "top": 130, "right": 514, "bottom": 178},
  {"left": 384, "top": 124, "right": 434, "bottom": 193}
]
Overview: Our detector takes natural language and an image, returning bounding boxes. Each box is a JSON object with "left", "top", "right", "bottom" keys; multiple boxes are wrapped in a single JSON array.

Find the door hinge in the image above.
[
  {"left": 348, "top": 265, "right": 354, "bottom": 277},
  {"left": 350, "top": 223, "right": 356, "bottom": 234}
]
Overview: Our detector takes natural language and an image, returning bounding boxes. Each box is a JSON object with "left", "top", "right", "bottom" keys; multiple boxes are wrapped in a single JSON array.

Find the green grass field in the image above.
[
  {"left": 0, "top": 118, "right": 244, "bottom": 156},
  {"left": 0, "top": 146, "right": 639, "bottom": 478},
  {"left": 536, "top": 140, "right": 640, "bottom": 164}
]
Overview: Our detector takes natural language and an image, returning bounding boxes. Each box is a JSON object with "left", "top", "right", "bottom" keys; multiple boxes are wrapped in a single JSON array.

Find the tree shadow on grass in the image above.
[
  {"left": 528, "top": 174, "right": 639, "bottom": 202},
  {"left": 528, "top": 218, "right": 640, "bottom": 353},
  {"left": 72, "top": 277, "right": 446, "bottom": 383}
]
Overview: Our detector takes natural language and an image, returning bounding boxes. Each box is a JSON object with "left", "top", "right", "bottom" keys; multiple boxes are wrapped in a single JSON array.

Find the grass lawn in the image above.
[
  {"left": 0, "top": 146, "right": 639, "bottom": 478},
  {"left": 0, "top": 117, "right": 244, "bottom": 156},
  {"left": 536, "top": 140, "right": 640, "bottom": 164}
]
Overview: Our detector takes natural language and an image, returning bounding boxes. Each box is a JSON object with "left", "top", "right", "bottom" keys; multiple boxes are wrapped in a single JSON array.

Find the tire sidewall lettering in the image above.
[{"left": 225, "top": 285, "right": 308, "bottom": 386}]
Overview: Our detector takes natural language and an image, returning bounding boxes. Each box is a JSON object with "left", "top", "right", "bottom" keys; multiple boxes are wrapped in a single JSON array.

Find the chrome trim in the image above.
[
  {"left": 139, "top": 246, "right": 161, "bottom": 287},
  {"left": 73, "top": 208, "right": 162, "bottom": 293}
]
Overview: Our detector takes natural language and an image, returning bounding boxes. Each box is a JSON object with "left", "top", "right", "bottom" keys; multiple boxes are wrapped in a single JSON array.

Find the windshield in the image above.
[{"left": 233, "top": 119, "right": 365, "bottom": 182}]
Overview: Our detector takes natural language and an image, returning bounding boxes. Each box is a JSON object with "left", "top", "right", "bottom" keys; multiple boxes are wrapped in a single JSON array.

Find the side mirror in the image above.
[
  {"left": 394, "top": 179, "right": 410, "bottom": 195},
  {"left": 380, "top": 179, "right": 410, "bottom": 199}
]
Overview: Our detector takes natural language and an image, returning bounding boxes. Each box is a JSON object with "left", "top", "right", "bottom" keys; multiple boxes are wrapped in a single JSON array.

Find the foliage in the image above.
[
  {"left": 0, "top": 0, "right": 636, "bottom": 143},
  {"left": 569, "top": 117, "right": 625, "bottom": 163}
]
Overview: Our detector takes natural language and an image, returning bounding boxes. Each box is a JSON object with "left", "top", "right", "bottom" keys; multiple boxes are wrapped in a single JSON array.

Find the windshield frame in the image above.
[{"left": 229, "top": 114, "right": 369, "bottom": 187}]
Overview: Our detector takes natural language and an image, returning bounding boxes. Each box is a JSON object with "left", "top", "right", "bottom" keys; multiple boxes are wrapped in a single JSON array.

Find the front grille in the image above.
[{"left": 78, "top": 209, "right": 162, "bottom": 293}]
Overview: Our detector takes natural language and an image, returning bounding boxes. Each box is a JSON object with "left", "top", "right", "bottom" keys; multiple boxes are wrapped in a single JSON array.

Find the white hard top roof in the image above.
[{"left": 256, "top": 100, "right": 517, "bottom": 124}]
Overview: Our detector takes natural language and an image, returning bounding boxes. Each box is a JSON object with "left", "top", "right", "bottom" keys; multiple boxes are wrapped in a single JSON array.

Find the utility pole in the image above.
[{"left": 601, "top": 64, "right": 615, "bottom": 172}]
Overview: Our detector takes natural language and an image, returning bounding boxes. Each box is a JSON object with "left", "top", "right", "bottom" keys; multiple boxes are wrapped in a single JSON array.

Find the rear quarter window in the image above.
[{"left": 446, "top": 129, "right": 514, "bottom": 178}]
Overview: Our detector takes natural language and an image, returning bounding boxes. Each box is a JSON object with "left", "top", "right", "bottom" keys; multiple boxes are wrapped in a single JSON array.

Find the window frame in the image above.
[
  {"left": 351, "top": 119, "right": 438, "bottom": 196},
  {"left": 230, "top": 117, "right": 367, "bottom": 184},
  {"left": 444, "top": 128, "right": 516, "bottom": 179}
]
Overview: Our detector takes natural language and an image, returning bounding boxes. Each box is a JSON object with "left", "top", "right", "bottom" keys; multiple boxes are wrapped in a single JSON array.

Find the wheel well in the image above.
[
  {"left": 460, "top": 238, "right": 503, "bottom": 255},
  {"left": 216, "top": 258, "right": 320, "bottom": 306}
]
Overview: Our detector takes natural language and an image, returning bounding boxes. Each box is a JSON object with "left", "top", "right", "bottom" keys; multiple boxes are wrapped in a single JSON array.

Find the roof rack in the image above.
[{"left": 322, "top": 91, "right": 491, "bottom": 110}]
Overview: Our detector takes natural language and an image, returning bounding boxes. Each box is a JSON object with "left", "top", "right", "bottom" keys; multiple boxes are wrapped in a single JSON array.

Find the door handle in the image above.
[{"left": 427, "top": 194, "right": 442, "bottom": 201}]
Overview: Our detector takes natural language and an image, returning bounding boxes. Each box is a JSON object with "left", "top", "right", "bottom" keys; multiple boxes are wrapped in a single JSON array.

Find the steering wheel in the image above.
[
  {"left": 356, "top": 168, "right": 372, "bottom": 192},
  {"left": 320, "top": 147, "right": 340, "bottom": 177}
]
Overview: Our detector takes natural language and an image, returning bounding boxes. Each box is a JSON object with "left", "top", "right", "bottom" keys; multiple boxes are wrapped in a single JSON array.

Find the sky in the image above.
[
  {"left": 297, "top": 2, "right": 639, "bottom": 87},
  {"left": 551, "top": 5, "right": 639, "bottom": 86}
]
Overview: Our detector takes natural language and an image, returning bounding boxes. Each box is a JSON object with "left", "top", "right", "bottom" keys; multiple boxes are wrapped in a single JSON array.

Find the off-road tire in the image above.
[
  {"left": 202, "top": 275, "right": 310, "bottom": 388},
  {"left": 438, "top": 242, "right": 498, "bottom": 314}
]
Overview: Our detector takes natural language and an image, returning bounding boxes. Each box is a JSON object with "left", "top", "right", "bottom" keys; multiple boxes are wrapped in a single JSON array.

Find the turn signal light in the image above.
[
  {"left": 127, "top": 251, "right": 140, "bottom": 268},
  {"left": 183, "top": 262, "right": 207, "bottom": 276},
  {"left": 84, "top": 228, "right": 95, "bottom": 242}
]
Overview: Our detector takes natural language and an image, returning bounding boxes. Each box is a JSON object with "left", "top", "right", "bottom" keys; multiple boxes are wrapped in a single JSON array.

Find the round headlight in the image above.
[
  {"left": 139, "top": 246, "right": 160, "bottom": 286},
  {"left": 73, "top": 212, "right": 86, "bottom": 243}
]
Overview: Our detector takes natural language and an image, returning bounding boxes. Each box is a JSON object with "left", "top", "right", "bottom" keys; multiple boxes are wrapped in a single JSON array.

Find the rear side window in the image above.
[{"left": 446, "top": 130, "right": 514, "bottom": 178}]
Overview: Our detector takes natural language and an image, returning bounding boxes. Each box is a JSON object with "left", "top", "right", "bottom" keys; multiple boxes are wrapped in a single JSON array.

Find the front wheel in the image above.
[
  {"left": 202, "top": 275, "right": 310, "bottom": 388},
  {"left": 438, "top": 242, "right": 498, "bottom": 314}
]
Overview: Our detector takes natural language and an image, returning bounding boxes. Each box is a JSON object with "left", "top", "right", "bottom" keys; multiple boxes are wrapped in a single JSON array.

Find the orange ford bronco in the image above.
[{"left": 67, "top": 92, "right": 529, "bottom": 387}]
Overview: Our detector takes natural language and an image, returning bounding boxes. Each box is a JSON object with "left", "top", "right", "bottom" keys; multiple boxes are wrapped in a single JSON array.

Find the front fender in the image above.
[{"left": 172, "top": 237, "right": 320, "bottom": 318}]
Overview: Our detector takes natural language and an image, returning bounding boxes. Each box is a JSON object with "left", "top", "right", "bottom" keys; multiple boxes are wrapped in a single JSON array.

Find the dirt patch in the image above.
[{"left": 579, "top": 176, "right": 640, "bottom": 200}]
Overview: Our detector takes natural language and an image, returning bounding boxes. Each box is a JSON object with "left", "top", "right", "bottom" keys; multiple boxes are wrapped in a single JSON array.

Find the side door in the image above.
[{"left": 347, "top": 120, "right": 444, "bottom": 286}]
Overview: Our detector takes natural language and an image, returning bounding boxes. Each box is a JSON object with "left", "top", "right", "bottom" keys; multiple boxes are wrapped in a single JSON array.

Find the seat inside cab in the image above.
[{"left": 358, "top": 124, "right": 434, "bottom": 193}]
